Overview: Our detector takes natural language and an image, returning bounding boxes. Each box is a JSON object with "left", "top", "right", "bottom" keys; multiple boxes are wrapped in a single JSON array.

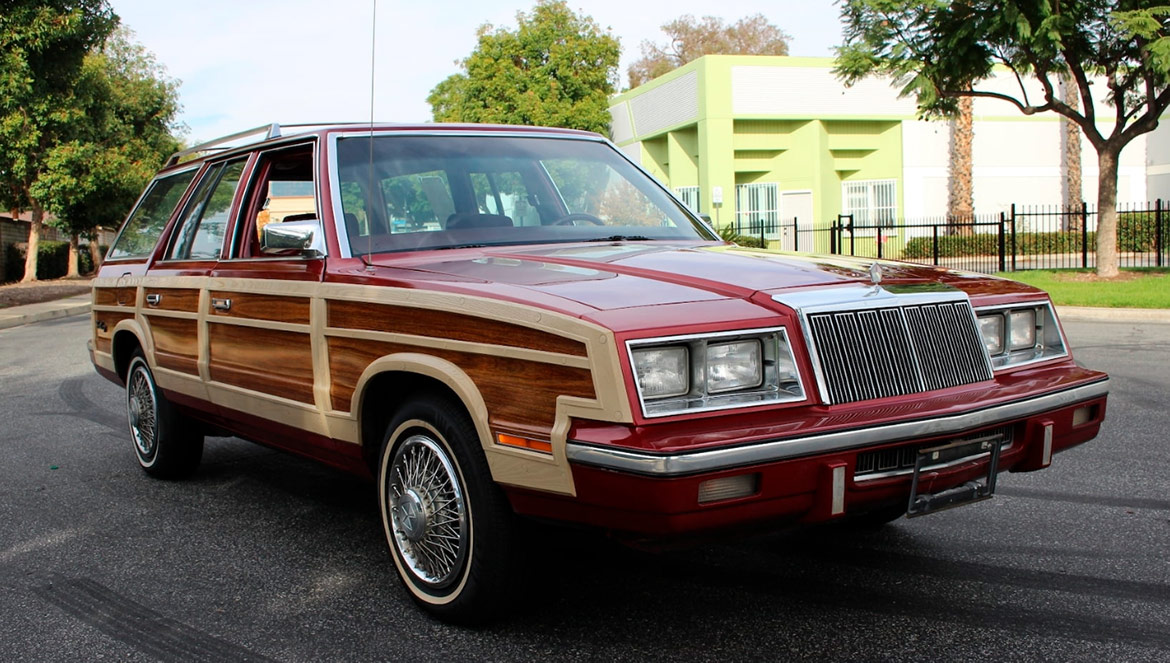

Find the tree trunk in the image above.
[
  {"left": 19, "top": 204, "right": 43, "bottom": 283},
  {"left": 1096, "top": 148, "right": 1120, "bottom": 278},
  {"left": 67, "top": 232, "right": 80, "bottom": 278},
  {"left": 1060, "top": 73, "right": 1083, "bottom": 230},
  {"left": 947, "top": 96, "right": 975, "bottom": 235},
  {"left": 88, "top": 237, "right": 101, "bottom": 274}
]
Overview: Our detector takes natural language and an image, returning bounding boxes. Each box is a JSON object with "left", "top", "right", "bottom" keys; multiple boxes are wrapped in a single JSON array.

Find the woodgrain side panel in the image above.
[
  {"left": 328, "top": 337, "right": 596, "bottom": 429},
  {"left": 94, "top": 287, "right": 136, "bottom": 307},
  {"left": 208, "top": 324, "right": 314, "bottom": 403},
  {"left": 93, "top": 311, "right": 136, "bottom": 353},
  {"left": 143, "top": 288, "right": 200, "bottom": 313},
  {"left": 145, "top": 315, "right": 199, "bottom": 375},
  {"left": 328, "top": 301, "right": 587, "bottom": 357},
  {"left": 209, "top": 291, "right": 311, "bottom": 324}
]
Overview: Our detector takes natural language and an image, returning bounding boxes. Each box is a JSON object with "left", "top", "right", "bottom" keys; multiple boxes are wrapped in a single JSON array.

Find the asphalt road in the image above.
[{"left": 1, "top": 315, "right": 1167, "bottom": 662}]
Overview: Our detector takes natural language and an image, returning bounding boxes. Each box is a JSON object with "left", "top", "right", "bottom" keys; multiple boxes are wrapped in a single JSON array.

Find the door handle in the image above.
[
  {"left": 145, "top": 294, "right": 161, "bottom": 306},
  {"left": 211, "top": 297, "right": 232, "bottom": 312}
]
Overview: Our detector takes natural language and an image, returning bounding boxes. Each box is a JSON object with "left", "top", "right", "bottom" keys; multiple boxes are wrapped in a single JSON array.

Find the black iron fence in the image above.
[{"left": 731, "top": 201, "right": 1169, "bottom": 274}]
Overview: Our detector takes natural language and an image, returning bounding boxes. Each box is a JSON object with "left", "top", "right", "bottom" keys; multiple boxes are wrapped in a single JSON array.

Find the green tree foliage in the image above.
[
  {"left": 427, "top": 0, "right": 620, "bottom": 134},
  {"left": 31, "top": 28, "right": 182, "bottom": 276},
  {"left": 628, "top": 14, "right": 790, "bottom": 88},
  {"left": 835, "top": 1, "right": 1170, "bottom": 278},
  {"left": 0, "top": 0, "right": 118, "bottom": 281}
]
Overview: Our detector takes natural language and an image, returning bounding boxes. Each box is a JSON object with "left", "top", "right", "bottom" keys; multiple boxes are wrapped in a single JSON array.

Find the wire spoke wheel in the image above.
[
  {"left": 127, "top": 362, "right": 159, "bottom": 460},
  {"left": 386, "top": 434, "right": 469, "bottom": 588},
  {"left": 123, "top": 351, "right": 202, "bottom": 478}
]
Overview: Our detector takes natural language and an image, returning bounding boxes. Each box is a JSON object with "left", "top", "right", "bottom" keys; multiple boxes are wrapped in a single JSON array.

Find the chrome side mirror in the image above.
[{"left": 261, "top": 219, "right": 325, "bottom": 257}]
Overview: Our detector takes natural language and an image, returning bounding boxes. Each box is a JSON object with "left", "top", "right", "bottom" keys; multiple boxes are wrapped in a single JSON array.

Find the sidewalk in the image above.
[{"left": 0, "top": 294, "right": 92, "bottom": 331}]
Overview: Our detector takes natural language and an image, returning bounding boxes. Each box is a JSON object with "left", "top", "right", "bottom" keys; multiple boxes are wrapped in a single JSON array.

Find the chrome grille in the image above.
[{"left": 808, "top": 301, "right": 992, "bottom": 404}]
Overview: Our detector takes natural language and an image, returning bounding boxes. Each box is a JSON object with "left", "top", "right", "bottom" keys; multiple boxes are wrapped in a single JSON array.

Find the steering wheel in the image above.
[{"left": 551, "top": 213, "right": 605, "bottom": 226}]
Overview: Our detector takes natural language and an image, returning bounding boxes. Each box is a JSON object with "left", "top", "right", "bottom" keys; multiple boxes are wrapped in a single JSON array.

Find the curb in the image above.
[
  {"left": 0, "top": 301, "right": 91, "bottom": 331},
  {"left": 1056, "top": 306, "right": 1170, "bottom": 324}
]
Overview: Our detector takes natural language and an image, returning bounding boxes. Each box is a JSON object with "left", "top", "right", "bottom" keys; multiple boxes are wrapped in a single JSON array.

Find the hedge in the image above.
[{"left": 902, "top": 212, "right": 1167, "bottom": 259}]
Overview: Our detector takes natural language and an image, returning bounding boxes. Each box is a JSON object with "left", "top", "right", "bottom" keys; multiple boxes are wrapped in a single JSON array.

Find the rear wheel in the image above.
[
  {"left": 378, "top": 395, "right": 515, "bottom": 624},
  {"left": 125, "top": 351, "right": 203, "bottom": 478}
]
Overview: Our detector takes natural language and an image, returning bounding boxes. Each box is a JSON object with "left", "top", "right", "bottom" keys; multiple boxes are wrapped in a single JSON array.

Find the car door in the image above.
[
  {"left": 142, "top": 156, "right": 251, "bottom": 410},
  {"left": 206, "top": 142, "right": 334, "bottom": 461}
]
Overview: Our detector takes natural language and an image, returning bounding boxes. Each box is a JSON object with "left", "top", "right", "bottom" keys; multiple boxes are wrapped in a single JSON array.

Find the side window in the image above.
[
  {"left": 106, "top": 169, "right": 198, "bottom": 260},
  {"left": 233, "top": 144, "right": 318, "bottom": 258},
  {"left": 166, "top": 159, "right": 247, "bottom": 261}
]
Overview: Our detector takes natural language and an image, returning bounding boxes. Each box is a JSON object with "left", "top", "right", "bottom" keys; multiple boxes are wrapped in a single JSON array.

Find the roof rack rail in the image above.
[{"left": 165, "top": 123, "right": 282, "bottom": 167}]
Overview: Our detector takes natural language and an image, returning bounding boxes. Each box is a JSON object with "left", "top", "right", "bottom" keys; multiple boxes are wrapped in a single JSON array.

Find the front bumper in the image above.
[
  {"left": 565, "top": 379, "right": 1109, "bottom": 476},
  {"left": 507, "top": 378, "right": 1108, "bottom": 536}
]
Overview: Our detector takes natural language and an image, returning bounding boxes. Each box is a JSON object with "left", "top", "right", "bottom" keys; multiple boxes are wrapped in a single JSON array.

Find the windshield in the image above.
[{"left": 333, "top": 134, "right": 716, "bottom": 255}]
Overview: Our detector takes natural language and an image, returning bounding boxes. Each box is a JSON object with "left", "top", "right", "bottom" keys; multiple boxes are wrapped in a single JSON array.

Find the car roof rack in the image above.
[
  {"left": 165, "top": 122, "right": 389, "bottom": 167},
  {"left": 166, "top": 123, "right": 281, "bottom": 167}
]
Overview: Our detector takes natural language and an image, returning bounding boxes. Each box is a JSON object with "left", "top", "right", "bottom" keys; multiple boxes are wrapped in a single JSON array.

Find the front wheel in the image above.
[
  {"left": 378, "top": 396, "right": 515, "bottom": 624},
  {"left": 125, "top": 351, "right": 203, "bottom": 478}
]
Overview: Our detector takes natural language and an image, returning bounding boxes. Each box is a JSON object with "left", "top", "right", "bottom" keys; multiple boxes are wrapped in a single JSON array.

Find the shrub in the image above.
[
  {"left": 1117, "top": 211, "right": 1169, "bottom": 252},
  {"left": 717, "top": 224, "right": 764, "bottom": 249},
  {"left": 4, "top": 240, "right": 79, "bottom": 281}
]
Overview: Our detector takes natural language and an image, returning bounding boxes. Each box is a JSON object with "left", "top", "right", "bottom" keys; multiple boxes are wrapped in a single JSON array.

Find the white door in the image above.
[{"left": 779, "top": 190, "right": 813, "bottom": 252}]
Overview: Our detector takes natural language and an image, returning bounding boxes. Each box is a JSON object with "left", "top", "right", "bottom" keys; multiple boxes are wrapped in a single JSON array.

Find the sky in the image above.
[{"left": 108, "top": 0, "right": 844, "bottom": 144}]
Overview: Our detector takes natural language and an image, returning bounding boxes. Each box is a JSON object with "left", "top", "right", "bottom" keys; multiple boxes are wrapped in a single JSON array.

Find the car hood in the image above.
[{"left": 369, "top": 242, "right": 1007, "bottom": 312}]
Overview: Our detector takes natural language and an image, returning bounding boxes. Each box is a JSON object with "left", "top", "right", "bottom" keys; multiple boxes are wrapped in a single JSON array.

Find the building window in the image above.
[
  {"left": 735, "top": 182, "right": 779, "bottom": 238},
  {"left": 675, "top": 186, "right": 701, "bottom": 214},
  {"left": 841, "top": 179, "right": 897, "bottom": 230}
]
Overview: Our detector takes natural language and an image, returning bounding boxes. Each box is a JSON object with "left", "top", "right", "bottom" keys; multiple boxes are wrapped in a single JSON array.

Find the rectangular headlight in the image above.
[
  {"left": 976, "top": 302, "right": 1067, "bottom": 370},
  {"left": 978, "top": 313, "right": 1004, "bottom": 355},
  {"left": 1008, "top": 309, "right": 1037, "bottom": 350},
  {"left": 631, "top": 346, "right": 689, "bottom": 398},
  {"left": 627, "top": 327, "right": 805, "bottom": 417},
  {"left": 706, "top": 340, "right": 763, "bottom": 393}
]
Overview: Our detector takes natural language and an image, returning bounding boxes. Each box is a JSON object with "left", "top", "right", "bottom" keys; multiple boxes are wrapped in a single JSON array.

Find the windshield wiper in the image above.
[
  {"left": 437, "top": 243, "right": 488, "bottom": 250},
  {"left": 585, "top": 235, "right": 652, "bottom": 242}
]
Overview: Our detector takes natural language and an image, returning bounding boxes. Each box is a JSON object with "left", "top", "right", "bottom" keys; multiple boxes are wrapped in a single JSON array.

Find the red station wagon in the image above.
[{"left": 90, "top": 123, "right": 1109, "bottom": 622}]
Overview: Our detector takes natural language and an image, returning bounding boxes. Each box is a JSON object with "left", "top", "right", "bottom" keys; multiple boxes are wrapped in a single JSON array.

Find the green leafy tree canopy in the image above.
[
  {"left": 0, "top": 0, "right": 117, "bottom": 214},
  {"left": 31, "top": 27, "right": 184, "bottom": 239},
  {"left": 628, "top": 14, "right": 790, "bottom": 88},
  {"left": 426, "top": 0, "right": 621, "bottom": 134},
  {"left": 835, "top": 0, "right": 1170, "bottom": 278}
]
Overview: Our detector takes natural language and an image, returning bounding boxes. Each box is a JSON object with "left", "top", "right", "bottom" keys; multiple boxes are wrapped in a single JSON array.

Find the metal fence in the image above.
[{"left": 731, "top": 201, "right": 1169, "bottom": 274}]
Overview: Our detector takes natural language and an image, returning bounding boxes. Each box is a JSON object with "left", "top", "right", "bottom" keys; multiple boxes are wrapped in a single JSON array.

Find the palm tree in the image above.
[
  {"left": 947, "top": 96, "right": 974, "bottom": 235},
  {"left": 1060, "top": 72, "right": 1083, "bottom": 231}
]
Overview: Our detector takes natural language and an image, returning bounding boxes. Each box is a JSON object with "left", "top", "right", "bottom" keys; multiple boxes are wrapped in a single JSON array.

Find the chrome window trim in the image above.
[
  {"left": 565, "top": 378, "right": 1109, "bottom": 477},
  {"left": 772, "top": 284, "right": 993, "bottom": 404},
  {"left": 973, "top": 300, "right": 1070, "bottom": 371},
  {"left": 625, "top": 326, "right": 807, "bottom": 419}
]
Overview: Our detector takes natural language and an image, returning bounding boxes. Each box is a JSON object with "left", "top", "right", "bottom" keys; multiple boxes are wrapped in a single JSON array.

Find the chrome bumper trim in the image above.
[{"left": 565, "top": 379, "right": 1109, "bottom": 477}]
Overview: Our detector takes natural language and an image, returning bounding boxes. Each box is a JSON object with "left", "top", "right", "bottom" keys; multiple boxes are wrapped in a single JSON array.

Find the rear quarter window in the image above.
[{"left": 106, "top": 169, "right": 199, "bottom": 260}]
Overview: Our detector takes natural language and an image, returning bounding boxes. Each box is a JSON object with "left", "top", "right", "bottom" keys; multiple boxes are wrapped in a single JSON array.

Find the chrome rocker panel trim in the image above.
[{"left": 565, "top": 378, "right": 1109, "bottom": 477}]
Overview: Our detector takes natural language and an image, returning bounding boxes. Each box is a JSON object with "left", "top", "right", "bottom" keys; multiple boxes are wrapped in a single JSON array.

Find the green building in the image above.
[
  {"left": 608, "top": 54, "right": 1158, "bottom": 252},
  {"left": 608, "top": 56, "right": 907, "bottom": 251}
]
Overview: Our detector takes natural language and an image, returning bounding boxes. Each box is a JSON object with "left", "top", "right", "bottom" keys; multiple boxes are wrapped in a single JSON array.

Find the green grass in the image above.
[{"left": 995, "top": 268, "right": 1170, "bottom": 308}]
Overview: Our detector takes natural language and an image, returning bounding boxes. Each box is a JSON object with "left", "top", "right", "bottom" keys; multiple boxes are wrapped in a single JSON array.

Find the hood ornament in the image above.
[{"left": 868, "top": 262, "right": 883, "bottom": 286}]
